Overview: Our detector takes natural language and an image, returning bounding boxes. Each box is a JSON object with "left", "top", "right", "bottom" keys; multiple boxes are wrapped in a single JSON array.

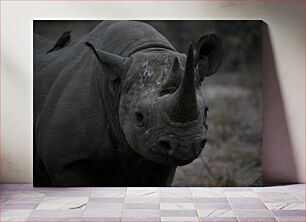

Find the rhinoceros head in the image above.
[{"left": 86, "top": 34, "right": 223, "bottom": 166}]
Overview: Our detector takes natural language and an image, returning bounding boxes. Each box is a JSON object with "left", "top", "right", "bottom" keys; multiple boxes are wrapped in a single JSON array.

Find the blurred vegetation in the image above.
[
  {"left": 34, "top": 20, "right": 262, "bottom": 186},
  {"left": 34, "top": 20, "right": 262, "bottom": 74},
  {"left": 144, "top": 20, "right": 262, "bottom": 74},
  {"left": 173, "top": 72, "right": 262, "bottom": 186}
]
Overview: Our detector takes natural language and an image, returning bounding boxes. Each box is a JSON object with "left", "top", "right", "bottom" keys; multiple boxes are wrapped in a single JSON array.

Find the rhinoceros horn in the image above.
[
  {"left": 85, "top": 42, "right": 131, "bottom": 81},
  {"left": 166, "top": 43, "right": 199, "bottom": 123},
  {"left": 159, "top": 57, "right": 183, "bottom": 96}
]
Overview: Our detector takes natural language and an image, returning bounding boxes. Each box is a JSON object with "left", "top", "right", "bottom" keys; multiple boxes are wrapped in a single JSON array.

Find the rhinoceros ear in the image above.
[
  {"left": 85, "top": 42, "right": 131, "bottom": 82},
  {"left": 194, "top": 34, "right": 223, "bottom": 83}
]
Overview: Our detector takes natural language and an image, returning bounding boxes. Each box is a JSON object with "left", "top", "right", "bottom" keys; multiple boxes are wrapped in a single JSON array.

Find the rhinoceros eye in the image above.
[
  {"left": 159, "top": 86, "right": 177, "bottom": 97},
  {"left": 135, "top": 111, "right": 145, "bottom": 127},
  {"left": 203, "top": 106, "right": 209, "bottom": 130},
  {"left": 204, "top": 106, "right": 209, "bottom": 118}
]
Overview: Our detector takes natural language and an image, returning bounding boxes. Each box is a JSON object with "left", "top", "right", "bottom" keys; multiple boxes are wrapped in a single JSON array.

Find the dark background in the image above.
[{"left": 34, "top": 20, "right": 262, "bottom": 186}]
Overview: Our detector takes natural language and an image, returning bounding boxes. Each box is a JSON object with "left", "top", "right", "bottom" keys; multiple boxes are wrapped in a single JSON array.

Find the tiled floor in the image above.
[{"left": 0, "top": 184, "right": 304, "bottom": 222}]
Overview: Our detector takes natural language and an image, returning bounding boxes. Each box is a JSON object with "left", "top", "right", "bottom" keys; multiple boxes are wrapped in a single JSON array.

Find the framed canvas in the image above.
[{"left": 33, "top": 20, "right": 262, "bottom": 187}]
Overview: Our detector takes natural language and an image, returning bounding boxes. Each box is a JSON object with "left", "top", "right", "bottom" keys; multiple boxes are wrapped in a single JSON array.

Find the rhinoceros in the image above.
[{"left": 34, "top": 21, "right": 223, "bottom": 186}]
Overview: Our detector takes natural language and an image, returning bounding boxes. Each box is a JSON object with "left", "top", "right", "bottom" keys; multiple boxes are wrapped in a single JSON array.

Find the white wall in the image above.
[{"left": 1, "top": 1, "right": 305, "bottom": 183}]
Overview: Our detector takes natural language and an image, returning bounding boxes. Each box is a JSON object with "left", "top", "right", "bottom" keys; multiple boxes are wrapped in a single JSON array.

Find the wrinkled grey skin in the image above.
[
  {"left": 120, "top": 51, "right": 204, "bottom": 166},
  {"left": 34, "top": 21, "right": 223, "bottom": 186}
]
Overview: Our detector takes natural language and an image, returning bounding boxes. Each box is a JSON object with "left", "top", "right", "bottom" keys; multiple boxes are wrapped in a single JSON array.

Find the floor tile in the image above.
[
  {"left": 0, "top": 209, "right": 32, "bottom": 221},
  {"left": 122, "top": 217, "right": 161, "bottom": 221},
  {"left": 225, "top": 191, "right": 258, "bottom": 198},
  {"left": 125, "top": 197, "right": 159, "bottom": 203},
  {"left": 196, "top": 202, "right": 231, "bottom": 209},
  {"left": 125, "top": 203, "right": 159, "bottom": 209},
  {"left": 230, "top": 202, "right": 266, "bottom": 209},
  {"left": 91, "top": 187, "right": 126, "bottom": 192},
  {"left": 159, "top": 187, "right": 190, "bottom": 192},
  {"left": 83, "top": 209, "right": 123, "bottom": 217},
  {"left": 198, "top": 209, "right": 235, "bottom": 217},
  {"left": 281, "top": 184, "right": 304, "bottom": 191},
  {"left": 10, "top": 191, "right": 45, "bottom": 199},
  {"left": 160, "top": 197, "right": 194, "bottom": 203},
  {"left": 27, "top": 216, "right": 83, "bottom": 221},
  {"left": 7, "top": 197, "right": 44, "bottom": 204},
  {"left": 265, "top": 202, "right": 305, "bottom": 210},
  {"left": 192, "top": 188, "right": 225, "bottom": 197},
  {"left": 160, "top": 203, "right": 196, "bottom": 210},
  {"left": 261, "top": 198, "right": 302, "bottom": 204},
  {"left": 161, "top": 209, "right": 198, "bottom": 217},
  {"left": 20, "top": 184, "right": 54, "bottom": 191},
  {"left": 159, "top": 188, "right": 192, "bottom": 198},
  {"left": 162, "top": 216, "right": 199, "bottom": 222},
  {"left": 291, "top": 190, "right": 305, "bottom": 195},
  {"left": 227, "top": 198, "right": 262, "bottom": 204},
  {"left": 253, "top": 187, "right": 290, "bottom": 193},
  {"left": 126, "top": 188, "right": 158, "bottom": 198},
  {"left": 236, "top": 218, "right": 277, "bottom": 222},
  {"left": 1, "top": 196, "right": 10, "bottom": 205},
  {"left": 2, "top": 203, "right": 39, "bottom": 209},
  {"left": 257, "top": 192, "right": 300, "bottom": 203},
  {"left": 234, "top": 209, "right": 274, "bottom": 218},
  {"left": 122, "top": 209, "right": 160, "bottom": 217},
  {"left": 271, "top": 209, "right": 305, "bottom": 217},
  {"left": 91, "top": 190, "right": 125, "bottom": 198},
  {"left": 276, "top": 218, "right": 306, "bottom": 222},
  {"left": 29, "top": 209, "right": 85, "bottom": 221},
  {"left": 83, "top": 217, "right": 121, "bottom": 222},
  {"left": 1, "top": 184, "right": 24, "bottom": 191},
  {"left": 199, "top": 217, "right": 238, "bottom": 222},
  {"left": 223, "top": 187, "right": 252, "bottom": 192},
  {"left": 36, "top": 196, "right": 88, "bottom": 210},
  {"left": 194, "top": 197, "right": 228, "bottom": 203},
  {"left": 86, "top": 202, "right": 123, "bottom": 209},
  {"left": 1, "top": 183, "right": 305, "bottom": 222},
  {"left": 89, "top": 197, "right": 124, "bottom": 203},
  {"left": 46, "top": 187, "right": 92, "bottom": 191},
  {"left": 45, "top": 191, "right": 91, "bottom": 197}
]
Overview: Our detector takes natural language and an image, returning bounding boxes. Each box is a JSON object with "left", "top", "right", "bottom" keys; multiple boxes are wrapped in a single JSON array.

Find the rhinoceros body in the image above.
[{"left": 34, "top": 21, "right": 222, "bottom": 186}]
